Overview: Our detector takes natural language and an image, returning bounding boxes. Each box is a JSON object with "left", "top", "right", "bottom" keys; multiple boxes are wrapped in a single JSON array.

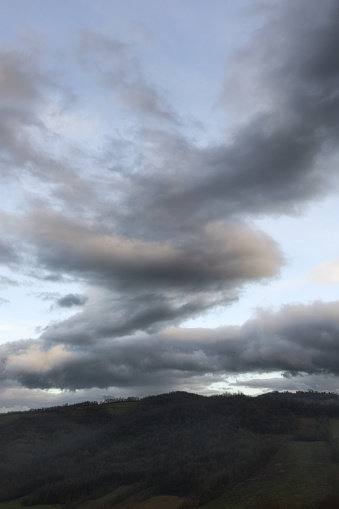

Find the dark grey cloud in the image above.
[
  {"left": 2, "top": 300, "right": 339, "bottom": 391},
  {"left": 0, "top": 209, "right": 283, "bottom": 337},
  {"left": 29, "top": 271, "right": 78, "bottom": 284},
  {"left": 111, "top": 0, "right": 339, "bottom": 239},
  {"left": 56, "top": 293, "right": 88, "bottom": 308},
  {"left": 40, "top": 292, "right": 228, "bottom": 346},
  {"left": 23, "top": 212, "right": 283, "bottom": 290},
  {"left": 0, "top": 240, "right": 19, "bottom": 265}
]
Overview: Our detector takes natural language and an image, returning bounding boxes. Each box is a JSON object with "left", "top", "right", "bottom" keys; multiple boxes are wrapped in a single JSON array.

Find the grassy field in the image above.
[
  {"left": 56, "top": 485, "right": 182, "bottom": 509},
  {"left": 0, "top": 484, "right": 182, "bottom": 509},
  {"left": 0, "top": 485, "right": 146, "bottom": 509},
  {"left": 329, "top": 418, "right": 339, "bottom": 442},
  {"left": 106, "top": 401, "right": 138, "bottom": 416},
  {"left": 73, "top": 483, "right": 146, "bottom": 509},
  {"left": 202, "top": 439, "right": 339, "bottom": 509},
  {"left": 115, "top": 494, "right": 182, "bottom": 509},
  {"left": 0, "top": 498, "right": 60, "bottom": 509},
  {"left": 0, "top": 413, "right": 21, "bottom": 426},
  {"left": 0, "top": 486, "right": 170, "bottom": 509}
]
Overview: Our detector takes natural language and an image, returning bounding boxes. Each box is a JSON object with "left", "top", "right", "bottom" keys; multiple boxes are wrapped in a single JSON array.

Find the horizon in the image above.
[{"left": 1, "top": 387, "right": 330, "bottom": 415}]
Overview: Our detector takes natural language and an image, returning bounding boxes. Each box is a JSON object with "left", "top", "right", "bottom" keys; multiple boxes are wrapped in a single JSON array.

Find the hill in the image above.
[{"left": 2, "top": 391, "right": 339, "bottom": 508}]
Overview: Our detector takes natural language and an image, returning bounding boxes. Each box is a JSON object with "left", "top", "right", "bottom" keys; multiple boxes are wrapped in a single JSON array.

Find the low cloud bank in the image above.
[{"left": 1, "top": 300, "right": 339, "bottom": 392}]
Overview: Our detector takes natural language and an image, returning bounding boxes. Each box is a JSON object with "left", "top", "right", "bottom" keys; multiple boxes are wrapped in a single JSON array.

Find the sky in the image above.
[{"left": 1, "top": 0, "right": 339, "bottom": 412}]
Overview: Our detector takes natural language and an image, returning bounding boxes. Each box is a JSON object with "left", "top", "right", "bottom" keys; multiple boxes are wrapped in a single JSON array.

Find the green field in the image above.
[
  {"left": 106, "top": 401, "right": 138, "bottom": 416},
  {"left": 117, "top": 494, "right": 182, "bottom": 509},
  {"left": 0, "top": 499, "right": 60, "bottom": 509},
  {"left": 0, "top": 413, "right": 21, "bottom": 426},
  {"left": 202, "top": 438, "right": 339, "bottom": 509},
  {"left": 74, "top": 483, "right": 146, "bottom": 509},
  {"left": 329, "top": 418, "right": 339, "bottom": 442}
]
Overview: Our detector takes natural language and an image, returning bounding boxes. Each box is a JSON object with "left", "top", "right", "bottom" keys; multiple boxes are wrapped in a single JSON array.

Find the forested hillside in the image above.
[{"left": 2, "top": 391, "right": 339, "bottom": 509}]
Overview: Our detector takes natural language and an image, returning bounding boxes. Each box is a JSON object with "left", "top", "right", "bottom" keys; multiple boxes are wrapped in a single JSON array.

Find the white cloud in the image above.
[{"left": 307, "top": 258, "right": 339, "bottom": 284}]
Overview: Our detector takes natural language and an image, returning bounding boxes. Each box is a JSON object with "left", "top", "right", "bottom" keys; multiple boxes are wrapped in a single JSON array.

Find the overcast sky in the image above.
[{"left": 1, "top": 0, "right": 339, "bottom": 412}]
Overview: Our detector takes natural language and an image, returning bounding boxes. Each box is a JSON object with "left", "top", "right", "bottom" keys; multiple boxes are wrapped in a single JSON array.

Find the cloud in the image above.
[
  {"left": 0, "top": 209, "right": 284, "bottom": 337},
  {"left": 2, "top": 0, "right": 339, "bottom": 237},
  {"left": 21, "top": 212, "right": 283, "bottom": 289},
  {"left": 0, "top": 275, "right": 18, "bottom": 288},
  {"left": 0, "top": 50, "right": 48, "bottom": 103},
  {"left": 116, "top": 0, "right": 339, "bottom": 238},
  {"left": 2, "top": 300, "right": 339, "bottom": 392},
  {"left": 37, "top": 291, "right": 61, "bottom": 301},
  {"left": 77, "top": 29, "right": 179, "bottom": 125},
  {"left": 0, "top": 46, "right": 98, "bottom": 218},
  {"left": 116, "top": 84, "right": 180, "bottom": 124},
  {"left": 56, "top": 293, "right": 88, "bottom": 308},
  {"left": 0, "top": 240, "right": 19, "bottom": 265},
  {"left": 0, "top": 49, "right": 55, "bottom": 176},
  {"left": 232, "top": 373, "right": 339, "bottom": 394},
  {"left": 307, "top": 258, "right": 339, "bottom": 284}
]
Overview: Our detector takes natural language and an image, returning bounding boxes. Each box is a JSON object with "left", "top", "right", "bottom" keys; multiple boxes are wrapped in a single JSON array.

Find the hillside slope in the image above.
[{"left": 2, "top": 391, "right": 339, "bottom": 508}]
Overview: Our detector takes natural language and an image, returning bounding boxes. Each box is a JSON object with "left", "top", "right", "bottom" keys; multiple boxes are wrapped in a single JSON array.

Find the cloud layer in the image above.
[{"left": 2, "top": 300, "right": 339, "bottom": 392}]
